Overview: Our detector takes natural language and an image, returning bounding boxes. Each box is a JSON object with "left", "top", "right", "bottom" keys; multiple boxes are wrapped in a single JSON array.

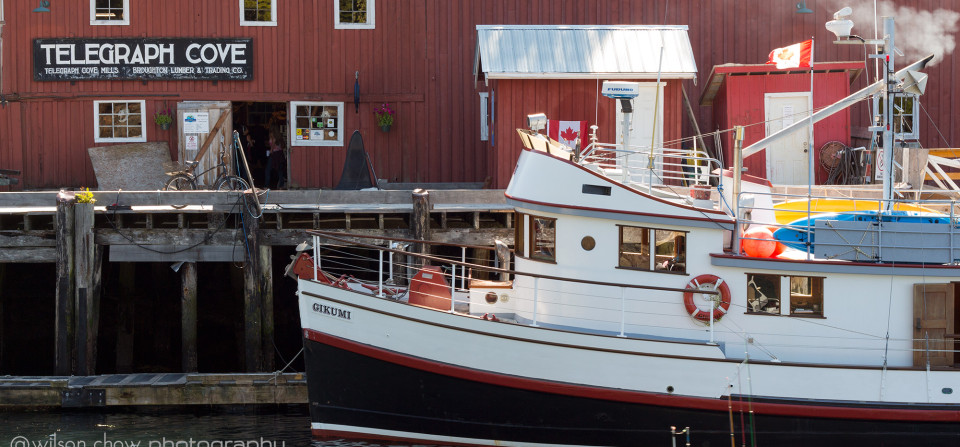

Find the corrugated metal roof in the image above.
[{"left": 475, "top": 25, "right": 698, "bottom": 81}]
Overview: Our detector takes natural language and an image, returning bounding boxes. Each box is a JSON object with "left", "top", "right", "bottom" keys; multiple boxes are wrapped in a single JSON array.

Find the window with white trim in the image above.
[
  {"left": 94, "top": 100, "right": 146, "bottom": 143},
  {"left": 290, "top": 102, "right": 344, "bottom": 147},
  {"left": 91, "top": 0, "right": 129, "bottom": 25},
  {"left": 240, "top": 0, "right": 277, "bottom": 26},
  {"left": 335, "top": 0, "right": 374, "bottom": 29},
  {"left": 874, "top": 94, "right": 918, "bottom": 140}
]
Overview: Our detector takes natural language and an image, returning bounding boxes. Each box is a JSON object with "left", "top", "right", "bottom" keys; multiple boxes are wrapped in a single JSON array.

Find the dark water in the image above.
[{"left": 0, "top": 410, "right": 421, "bottom": 447}]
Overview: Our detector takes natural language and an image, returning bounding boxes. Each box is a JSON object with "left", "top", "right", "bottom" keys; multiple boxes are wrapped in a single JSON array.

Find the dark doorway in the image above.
[{"left": 234, "top": 102, "right": 289, "bottom": 189}]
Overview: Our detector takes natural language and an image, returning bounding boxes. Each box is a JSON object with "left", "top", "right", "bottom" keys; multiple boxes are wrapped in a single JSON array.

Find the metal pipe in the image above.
[
  {"left": 378, "top": 248, "right": 384, "bottom": 297},
  {"left": 449, "top": 264, "right": 456, "bottom": 312},
  {"left": 531, "top": 277, "right": 540, "bottom": 327},
  {"left": 731, "top": 126, "right": 745, "bottom": 253}
]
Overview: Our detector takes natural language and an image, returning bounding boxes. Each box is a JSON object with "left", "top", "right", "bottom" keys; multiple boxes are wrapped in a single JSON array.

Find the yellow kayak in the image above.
[{"left": 773, "top": 199, "right": 940, "bottom": 224}]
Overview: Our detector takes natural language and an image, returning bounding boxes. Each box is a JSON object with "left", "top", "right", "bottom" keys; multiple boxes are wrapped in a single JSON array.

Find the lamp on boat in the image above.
[
  {"left": 526, "top": 113, "right": 547, "bottom": 133},
  {"left": 33, "top": 0, "right": 51, "bottom": 12},
  {"left": 796, "top": 1, "right": 813, "bottom": 14}
]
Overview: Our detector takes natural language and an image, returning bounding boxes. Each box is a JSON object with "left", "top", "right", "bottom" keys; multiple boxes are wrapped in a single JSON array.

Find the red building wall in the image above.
[
  {"left": 486, "top": 79, "right": 683, "bottom": 188},
  {"left": 712, "top": 70, "right": 852, "bottom": 184},
  {"left": 1, "top": 0, "right": 958, "bottom": 190}
]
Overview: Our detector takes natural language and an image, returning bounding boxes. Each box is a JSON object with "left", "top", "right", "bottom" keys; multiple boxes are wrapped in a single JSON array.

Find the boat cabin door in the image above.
[
  {"left": 913, "top": 283, "right": 958, "bottom": 367},
  {"left": 616, "top": 82, "right": 663, "bottom": 185},
  {"left": 764, "top": 93, "right": 810, "bottom": 185}
]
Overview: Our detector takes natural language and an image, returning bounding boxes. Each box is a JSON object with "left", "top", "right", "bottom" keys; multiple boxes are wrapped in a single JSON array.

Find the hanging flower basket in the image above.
[
  {"left": 374, "top": 103, "right": 395, "bottom": 132},
  {"left": 159, "top": 122, "right": 171, "bottom": 131}
]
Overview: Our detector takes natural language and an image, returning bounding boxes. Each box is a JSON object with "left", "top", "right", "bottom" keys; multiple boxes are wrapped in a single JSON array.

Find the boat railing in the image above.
[
  {"left": 578, "top": 142, "right": 723, "bottom": 188},
  {"left": 734, "top": 190, "right": 960, "bottom": 263},
  {"left": 302, "top": 231, "right": 956, "bottom": 361}
]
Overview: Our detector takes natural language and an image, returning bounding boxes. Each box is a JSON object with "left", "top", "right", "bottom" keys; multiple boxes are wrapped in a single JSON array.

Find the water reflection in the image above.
[{"left": 0, "top": 410, "right": 437, "bottom": 447}]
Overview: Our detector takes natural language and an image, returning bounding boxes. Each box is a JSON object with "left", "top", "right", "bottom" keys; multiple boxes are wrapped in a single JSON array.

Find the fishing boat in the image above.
[{"left": 292, "top": 17, "right": 960, "bottom": 447}]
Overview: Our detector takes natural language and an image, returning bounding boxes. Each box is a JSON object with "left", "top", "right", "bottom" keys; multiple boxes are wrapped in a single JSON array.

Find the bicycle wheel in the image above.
[
  {"left": 215, "top": 175, "right": 250, "bottom": 191},
  {"left": 163, "top": 174, "right": 197, "bottom": 209}
]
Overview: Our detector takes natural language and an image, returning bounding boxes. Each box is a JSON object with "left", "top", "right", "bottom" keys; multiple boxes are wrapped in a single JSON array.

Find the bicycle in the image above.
[
  {"left": 163, "top": 139, "right": 250, "bottom": 208},
  {"left": 164, "top": 141, "right": 250, "bottom": 192}
]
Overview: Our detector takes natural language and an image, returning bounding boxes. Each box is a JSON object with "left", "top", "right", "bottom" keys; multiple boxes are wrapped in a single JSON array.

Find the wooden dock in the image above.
[
  {"left": 0, "top": 373, "right": 306, "bottom": 409},
  {"left": 0, "top": 188, "right": 514, "bottom": 378}
]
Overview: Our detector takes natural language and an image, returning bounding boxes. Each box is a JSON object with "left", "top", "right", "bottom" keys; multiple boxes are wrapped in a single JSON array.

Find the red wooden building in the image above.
[
  {"left": 700, "top": 62, "right": 864, "bottom": 185},
  {"left": 474, "top": 25, "right": 696, "bottom": 188},
  {"left": 0, "top": 1, "right": 958, "bottom": 190}
]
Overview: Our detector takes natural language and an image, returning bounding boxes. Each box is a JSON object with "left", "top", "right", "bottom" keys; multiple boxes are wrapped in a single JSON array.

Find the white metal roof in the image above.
[{"left": 474, "top": 25, "right": 698, "bottom": 82}]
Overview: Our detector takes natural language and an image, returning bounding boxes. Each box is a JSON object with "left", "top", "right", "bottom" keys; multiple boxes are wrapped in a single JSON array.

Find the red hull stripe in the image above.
[{"left": 304, "top": 329, "right": 960, "bottom": 422}]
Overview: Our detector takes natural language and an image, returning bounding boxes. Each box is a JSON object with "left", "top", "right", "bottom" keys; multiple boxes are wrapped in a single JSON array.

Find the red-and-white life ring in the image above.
[{"left": 683, "top": 274, "right": 732, "bottom": 322}]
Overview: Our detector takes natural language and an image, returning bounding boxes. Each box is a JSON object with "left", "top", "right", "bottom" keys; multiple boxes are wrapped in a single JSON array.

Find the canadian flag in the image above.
[
  {"left": 766, "top": 40, "right": 812, "bottom": 69},
  {"left": 547, "top": 120, "right": 588, "bottom": 149}
]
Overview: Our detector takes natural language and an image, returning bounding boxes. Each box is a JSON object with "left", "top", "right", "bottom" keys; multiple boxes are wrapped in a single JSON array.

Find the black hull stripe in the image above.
[{"left": 304, "top": 328, "right": 960, "bottom": 422}]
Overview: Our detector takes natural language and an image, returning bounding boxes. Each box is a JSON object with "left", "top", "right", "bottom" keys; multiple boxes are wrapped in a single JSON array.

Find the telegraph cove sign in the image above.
[{"left": 33, "top": 38, "right": 253, "bottom": 81}]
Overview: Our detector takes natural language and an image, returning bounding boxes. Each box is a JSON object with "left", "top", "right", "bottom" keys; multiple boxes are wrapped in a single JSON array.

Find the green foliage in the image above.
[{"left": 76, "top": 188, "right": 96, "bottom": 204}]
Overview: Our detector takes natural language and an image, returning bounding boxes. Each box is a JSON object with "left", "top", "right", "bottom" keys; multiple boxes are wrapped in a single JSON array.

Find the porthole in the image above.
[
  {"left": 499, "top": 293, "right": 510, "bottom": 303},
  {"left": 484, "top": 291, "right": 498, "bottom": 304},
  {"left": 666, "top": 386, "right": 674, "bottom": 393},
  {"left": 581, "top": 236, "right": 596, "bottom": 251},
  {"left": 943, "top": 387, "right": 954, "bottom": 395}
]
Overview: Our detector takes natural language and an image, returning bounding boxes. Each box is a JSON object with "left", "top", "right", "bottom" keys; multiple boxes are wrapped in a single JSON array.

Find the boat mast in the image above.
[{"left": 880, "top": 16, "right": 896, "bottom": 208}]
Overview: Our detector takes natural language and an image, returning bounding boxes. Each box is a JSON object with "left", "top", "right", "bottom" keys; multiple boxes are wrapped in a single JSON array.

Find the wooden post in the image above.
[
  {"left": 411, "top": 189, "right": 430, "bottom": 267},
  {"left": 0, "top": 265, "right": 4, "bottom": 372},
  {"left": 181, "top": 262, "right": 198, "bottom": 372},
  {"left": 55, "top": 191, "right": 76, "bottom": 375},
  {"left": 115, "top": 263, "right": 136, "bottom": 373},
  {"left": 242, "top": 192, "right": 263, "bottom": 372},
  {"left": 259, "top": 245, "right": 274, "bottom": 372},
  {"left": 74, "top": 202, "right": 98, "bottom": 375}
]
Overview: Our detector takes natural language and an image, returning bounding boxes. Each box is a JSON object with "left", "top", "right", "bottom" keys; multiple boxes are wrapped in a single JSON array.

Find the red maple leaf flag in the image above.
[
  {"left": 766, "top": 40, "right": 812, "bottom": 69},
  {"left": 547, "top": 120, "right": 588, "bottom": 149}
]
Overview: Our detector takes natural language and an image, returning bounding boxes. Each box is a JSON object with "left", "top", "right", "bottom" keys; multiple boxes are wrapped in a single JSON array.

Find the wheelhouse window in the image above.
[
  {"left": 335, "top": 0, "right": 375, "bottom": 29},
  {"left": 290, "top": 102, "right": 343, "bottom": 147},
  {"left": 94, "top": 100, "right": 145, "bottom": 143},
  {"left": 618, "top": 225, "right": 686, "bottom": 273},
  {"left": 529, "top": 216, "right": 556, "bottom": 262},
  {"left": 240, "top": 0, "right": 277, "bottom": 26},
  {"left": 790, "top": 276, "right": 824, "bottom": 317},
  {"left": 91, "top": 0, "right": 129, "bottom": 25},
  {"left": 747, "top": 273, "right": 780, "bottom": 315}
]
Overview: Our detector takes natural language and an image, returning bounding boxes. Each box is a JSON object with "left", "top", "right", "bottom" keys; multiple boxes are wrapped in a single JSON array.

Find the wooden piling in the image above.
[
  {"left": 411, "top": 189, "right": 430, "bottom": 266},
  {"left": 180, "top": 262, "right": 198, "bottom": 372},
  {"left": 115, "top": 263, "right": 135, "bottom": 373},
  {"left": 259, "top": 245, "right": 274, "bottom": 372},
  {"left": 242, "top": 192, "right": 263, "bottom": 372},
  {"left": 55, "top": 192, "right": 76, "bottom": 376},
  {"left": 74, "top": 202, "right": 99, "bottom": 376}
]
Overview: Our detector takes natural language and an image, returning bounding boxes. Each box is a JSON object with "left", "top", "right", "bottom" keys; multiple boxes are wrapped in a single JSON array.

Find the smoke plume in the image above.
[{"left": 828, "top": 0, "right": 959, "bottom": 66}]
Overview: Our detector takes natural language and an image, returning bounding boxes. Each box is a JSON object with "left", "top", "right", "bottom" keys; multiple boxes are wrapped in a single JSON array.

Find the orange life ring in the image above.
[{"left": 683, "top": 274, "right": 732, "bottom": 322}]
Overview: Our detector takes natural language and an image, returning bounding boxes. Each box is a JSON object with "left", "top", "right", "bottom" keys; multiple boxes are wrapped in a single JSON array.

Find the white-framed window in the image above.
[
  {"left": 94, "top": 100, "right": 146, "bottom": 143},
  {"left": 335, "top": 0, "right": 374, "bottom": 29},
  {"left": 874, "top": 94, "right": 919, "bottom": 141},
  {"left": 290, "top": 101, "right": 344, "bottom": 147},
  {"left": 90, "top": 0, "right": 129, "bottom": 26},
  {"left": 240, "top": 0, "right": 277, "bottom": 26}
]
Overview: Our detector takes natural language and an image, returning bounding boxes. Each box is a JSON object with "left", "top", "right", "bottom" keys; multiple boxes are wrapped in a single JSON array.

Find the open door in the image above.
[
  {"left": 176, "top": 101, "right": 233, "bottom": 186},
  {"left": 913, "top": 283, "right": 955, "bottom": 367}
]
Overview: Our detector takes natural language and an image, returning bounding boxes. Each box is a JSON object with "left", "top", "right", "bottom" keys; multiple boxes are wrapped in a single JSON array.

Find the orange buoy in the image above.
[
  {"left": 741, "top": 226, "right": 776, "bottom": 258},
  {"left": 766, "top": 226, "right": 788, "bottom": 258}
]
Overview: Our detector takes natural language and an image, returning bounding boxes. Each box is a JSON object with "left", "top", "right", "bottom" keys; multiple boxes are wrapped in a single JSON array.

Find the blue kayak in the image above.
[{"left": 772, "top": 211, "right": 952, "bottom": 251}]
